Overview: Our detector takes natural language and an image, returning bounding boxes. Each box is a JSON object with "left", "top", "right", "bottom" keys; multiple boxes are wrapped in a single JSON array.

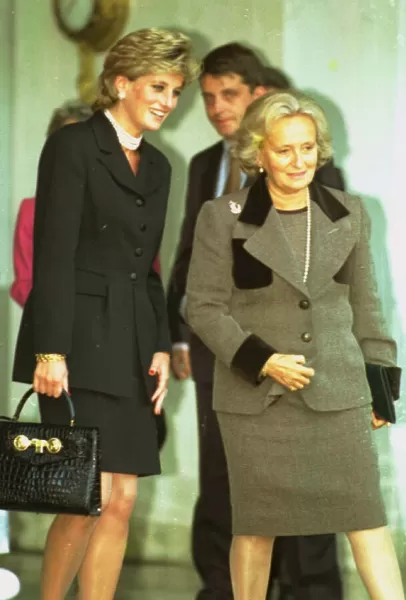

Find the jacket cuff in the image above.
[
  {"left": 386, "top": 366, "right": 402, "bottom": 400},
  {"left": 231, "top": 334, "right": 277, "bottom": 386}
]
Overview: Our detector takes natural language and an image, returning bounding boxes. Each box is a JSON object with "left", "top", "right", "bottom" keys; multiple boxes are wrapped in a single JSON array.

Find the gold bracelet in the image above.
[{"left": 35, "top": 353, "right": 66, "bottom": 363}]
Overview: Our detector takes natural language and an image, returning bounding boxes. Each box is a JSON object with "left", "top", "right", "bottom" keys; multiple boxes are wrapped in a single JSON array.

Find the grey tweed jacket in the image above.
[{"left": 186, "top": 175, "right": 398, "bottom": 415}]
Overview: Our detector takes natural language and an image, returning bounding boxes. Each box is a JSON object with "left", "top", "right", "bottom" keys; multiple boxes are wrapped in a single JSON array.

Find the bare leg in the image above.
[
  {"left": 40, "top": 473, "right": 112, "bottom": 600},
  {"left": 230, "top": 535, "right": 274, "bottom": 600},
  {"left": 347, "top": 526, "right": 404, "bottom": 600},
  {"left": 77, "top": 473, "right": 137, "bottom": 599}
]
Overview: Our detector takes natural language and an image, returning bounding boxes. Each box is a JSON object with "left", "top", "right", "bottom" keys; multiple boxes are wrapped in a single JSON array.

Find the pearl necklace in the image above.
[
  {"left": 104, "top": 110, "right": 143, "bottom": 150},
  {"left": 303, "top": 187, "right": 311, "bottom": 284}
]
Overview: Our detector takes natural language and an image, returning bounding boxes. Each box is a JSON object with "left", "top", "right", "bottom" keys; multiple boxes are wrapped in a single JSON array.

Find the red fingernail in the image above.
[{"left": 149, "top": 369, "right": 155, "bottom": 375}]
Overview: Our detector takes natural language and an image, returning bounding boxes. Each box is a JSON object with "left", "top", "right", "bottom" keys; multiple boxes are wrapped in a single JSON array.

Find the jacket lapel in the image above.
[
  {"left": 235, "top": 176, "right": 355, "bottom": 298},
  {"left": 236, "top": 176, "right": 309, "bottom": 296},
  {"left": 308, "top": 182, "right": 355, "bottom": 297},
  {"left": 90, "top": 111, "right": 161, "bottom": 197},
  {"left": 243, "top": 208, "right": 310, "bottom": 297}
]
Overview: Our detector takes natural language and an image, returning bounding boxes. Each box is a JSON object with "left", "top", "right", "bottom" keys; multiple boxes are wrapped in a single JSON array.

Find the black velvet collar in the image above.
[
  {"left": 238, "top": 175, "right": 270, "bottom": 226},
  {"left": 310, "top": 178, "right": 350, "bottom": 222},
  {"left": 238, "top": 173, "right": 350, "bottom": 227}
]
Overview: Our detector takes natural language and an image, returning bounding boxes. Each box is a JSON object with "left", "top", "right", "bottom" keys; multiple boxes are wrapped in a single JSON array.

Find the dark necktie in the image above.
[{"left": 223, "top": 152, "right": 241, "bottom": 195}]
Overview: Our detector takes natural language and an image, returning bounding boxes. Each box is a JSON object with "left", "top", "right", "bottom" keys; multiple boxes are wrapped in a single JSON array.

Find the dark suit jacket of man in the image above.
[
  {"left": 13, "top": 110, "right": 171, "bottom": 398},
  {"left": 167, "top": 141, "right": 345, "bottom": 382}
]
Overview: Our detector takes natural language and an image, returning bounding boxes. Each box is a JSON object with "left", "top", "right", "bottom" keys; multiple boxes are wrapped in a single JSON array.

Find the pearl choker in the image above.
[{"left": 104, "top": 110, "right": 143, "bottom": 150}]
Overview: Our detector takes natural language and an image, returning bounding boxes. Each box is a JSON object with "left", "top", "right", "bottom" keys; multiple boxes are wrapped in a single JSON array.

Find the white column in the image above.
[{"left": 0, "top": 0, "right": 13, "bottom": 562}]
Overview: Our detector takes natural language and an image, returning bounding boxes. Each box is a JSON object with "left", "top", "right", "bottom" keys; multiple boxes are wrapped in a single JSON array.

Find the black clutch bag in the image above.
[
  {"left": 0, "top": 387, "right": 101, "bottom": 516},
  {"left": 366, "top": 363, "right": 401, "bottom": 424}
]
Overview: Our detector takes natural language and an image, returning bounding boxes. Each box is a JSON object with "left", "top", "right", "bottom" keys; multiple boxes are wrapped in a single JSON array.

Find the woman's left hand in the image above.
[
  {"left": 371, "top": 411, "right": 391, "bottom": 430},
  {"left": 149, "top": 352, "right": 170, "bottom": 415}
]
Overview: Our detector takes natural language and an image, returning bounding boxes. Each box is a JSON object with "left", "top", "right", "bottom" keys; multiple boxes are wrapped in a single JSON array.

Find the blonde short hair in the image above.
[
  {"left": 234, "top": 90, "right": 333, "bottom": 176},
  {"left": 95, "top": 28, "right": 200, "bottom": 109}
]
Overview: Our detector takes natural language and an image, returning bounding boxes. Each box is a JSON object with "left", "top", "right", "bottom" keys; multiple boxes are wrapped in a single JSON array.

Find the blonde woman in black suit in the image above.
[
  {"left": 13, "top": 28, "right": 198, "bottom": 600},
  {"left": 186, "top": 90, "right": 403, "bottom": 600}
]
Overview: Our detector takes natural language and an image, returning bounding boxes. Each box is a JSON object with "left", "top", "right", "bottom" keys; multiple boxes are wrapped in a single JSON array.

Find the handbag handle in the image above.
[{"left": 12, "top": 387, "right": 76, "bottom": 426}]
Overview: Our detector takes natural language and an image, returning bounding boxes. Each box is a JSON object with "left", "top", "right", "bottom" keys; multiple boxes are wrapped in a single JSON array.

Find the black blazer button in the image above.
[
  {"left": 130, "top": 272, "right": 137, "bottom": 281},
  {"left": 301, "top": 332, "right": 312, "bottom": 343},
  {"left": 135, "top": 198, "right": 144, "bottom": 207},
  {"left": 135, "top": 248, "right": 143, "bottom": 257},
  {"left": 299, "top": 299, "right": 310, "bottom": 310},
  {"left": 140, "top": 224, "right": 147, "bottom": 232}
]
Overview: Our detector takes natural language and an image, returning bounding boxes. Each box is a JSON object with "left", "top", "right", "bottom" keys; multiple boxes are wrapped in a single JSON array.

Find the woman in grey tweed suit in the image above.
[{"left": 186, "top": 91, "right": 404, "bottom": 600}]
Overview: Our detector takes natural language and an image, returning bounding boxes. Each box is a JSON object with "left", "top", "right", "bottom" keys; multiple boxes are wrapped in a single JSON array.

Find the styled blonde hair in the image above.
[
  {"left": 95, "top": 28, "right": 200, "bottom": 109},
  {"left": 233, "top": 90, "right": 333, "bottom": 176}
]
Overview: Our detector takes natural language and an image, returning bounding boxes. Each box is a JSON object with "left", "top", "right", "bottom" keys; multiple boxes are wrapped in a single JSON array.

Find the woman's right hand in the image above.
[
  {"left": 262, "top": 353, "right": 314, "bottom": 391},
  {"left": 33, "top": 359, "right": 69, "bottom": 398},
  {"left": 171, "top": 348, "right": 192, "bottom": 380}
]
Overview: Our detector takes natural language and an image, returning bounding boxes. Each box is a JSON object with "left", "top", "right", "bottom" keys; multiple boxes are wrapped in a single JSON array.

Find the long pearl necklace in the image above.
[
  {"left": 303, "top": 187, "right": 312, "bottom": 284},
  {"left": 104, "top": 110, "right": 143, "bottom": 150}
]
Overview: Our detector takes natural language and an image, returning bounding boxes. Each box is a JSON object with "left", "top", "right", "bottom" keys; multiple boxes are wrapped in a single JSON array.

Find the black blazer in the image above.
[
  {"left": 13, "top": 111, "right": 171, "bottom": 398},
  {"left": 166, "top": 141, "right": 345, "bottom": 383}
]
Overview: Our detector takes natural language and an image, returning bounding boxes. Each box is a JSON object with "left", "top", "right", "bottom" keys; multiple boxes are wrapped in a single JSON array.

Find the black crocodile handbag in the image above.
[{"left": 0, "top": 387, "right": 101, "bottom": 516}]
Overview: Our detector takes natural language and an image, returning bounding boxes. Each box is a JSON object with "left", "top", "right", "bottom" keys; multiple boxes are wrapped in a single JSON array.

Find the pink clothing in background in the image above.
[
  {"left": 153, "top": 255, "right": 161, "bottom": 274},
  {"left": 10, "top": 197, "right": 35, "bottom": 307},
  {"left": 10, "top": 196, "right": 161, "bottom": 307}
]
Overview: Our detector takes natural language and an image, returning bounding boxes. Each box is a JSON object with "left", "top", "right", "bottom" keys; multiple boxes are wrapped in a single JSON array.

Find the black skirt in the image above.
[
  {"left": 39, "top": 381, "right": 160, "bottom": 476},
  {"left": 39, "top": 288, "right": 161, "bottom": 476}
]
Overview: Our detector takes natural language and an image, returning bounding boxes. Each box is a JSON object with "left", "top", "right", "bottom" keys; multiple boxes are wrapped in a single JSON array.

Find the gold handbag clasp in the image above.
[{"left": 13, "top": 435, "right": 63, "bottom": 454}]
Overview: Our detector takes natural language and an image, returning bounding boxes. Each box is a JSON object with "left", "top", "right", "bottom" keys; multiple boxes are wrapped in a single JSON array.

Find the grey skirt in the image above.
[{"left": 217, "top": 393, "right": 386, "bottom": 537}]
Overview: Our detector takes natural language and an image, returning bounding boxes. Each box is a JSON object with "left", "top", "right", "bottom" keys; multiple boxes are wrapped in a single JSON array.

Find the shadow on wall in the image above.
[
  {"left": 308, "top": 88, "right": 405, "bottom": 391},
  {"left": 306, "top": 89, "right": 406, "bottom": 560},
  {"left": 303, "top": 88, "right": 350, "bottom": 170},
  {"left": 362, "top": 195, "right": 406, "bottom": 559},
  {"left": 304, "top": 88, "right": 400, "bottom": 338}
]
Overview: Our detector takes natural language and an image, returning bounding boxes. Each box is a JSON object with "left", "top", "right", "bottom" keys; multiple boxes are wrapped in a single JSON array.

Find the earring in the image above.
[
  {"left": 118, "top": 90, "right": 126, "bottom": 100},
  {"left": 259, "top": 165, "right": 264, "bottom": 173}
]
